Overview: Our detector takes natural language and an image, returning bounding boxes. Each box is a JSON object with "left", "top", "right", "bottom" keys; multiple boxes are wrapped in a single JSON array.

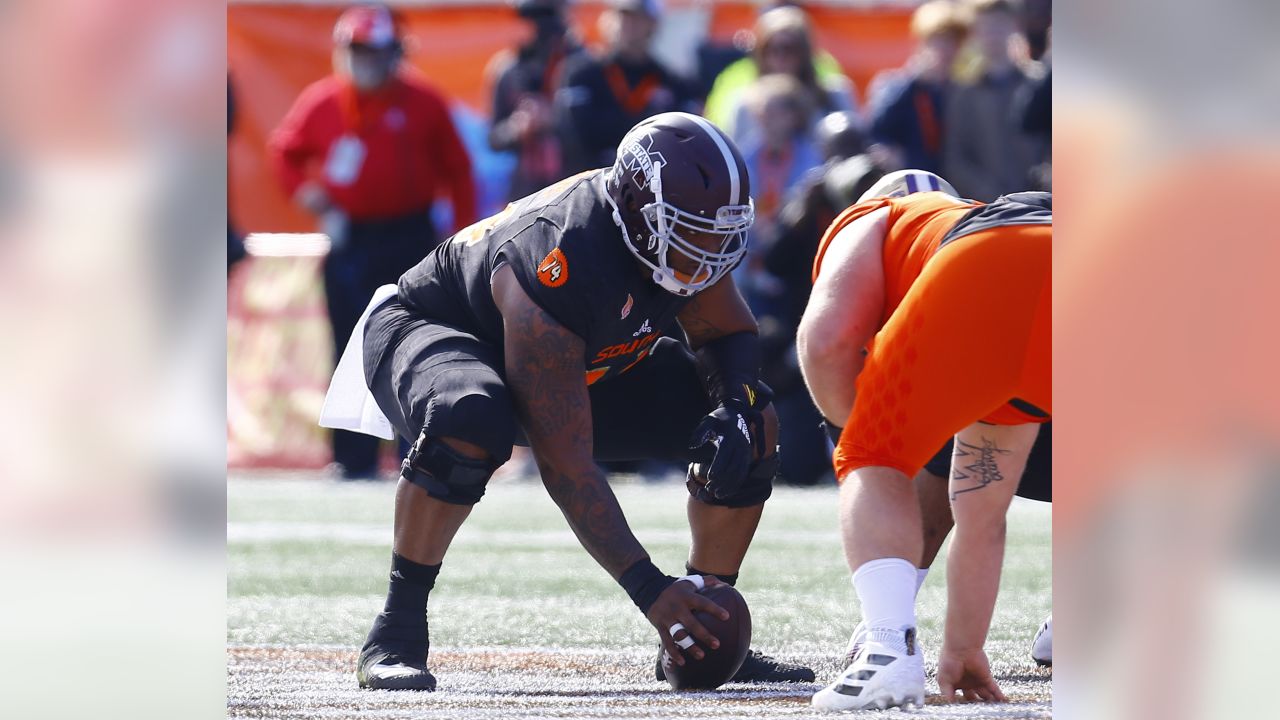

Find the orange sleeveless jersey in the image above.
[{"left": 812, "top": 192, "right": 981, "bottom": 323}]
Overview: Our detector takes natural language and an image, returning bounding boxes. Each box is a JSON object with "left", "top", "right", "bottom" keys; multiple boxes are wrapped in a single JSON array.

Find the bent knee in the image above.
[{"left": 440, "top": 391, "right": 517, "bottom": 462}]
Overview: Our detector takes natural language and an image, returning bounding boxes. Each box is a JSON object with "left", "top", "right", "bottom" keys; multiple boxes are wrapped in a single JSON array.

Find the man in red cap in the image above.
[{"left": 270, "top": 3, "right": 477, "bottom": 479}]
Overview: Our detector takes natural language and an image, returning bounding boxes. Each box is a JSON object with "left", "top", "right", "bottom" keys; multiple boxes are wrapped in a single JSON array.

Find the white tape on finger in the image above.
[
  {"left": 675, "top": 635, "right": 696, "bottom": 650},
  {"left": 668, "top": 622, "right": 685, "bottom": 638},
  {"left": 676, "top": 574, "right": 706, "bottom": 591}
]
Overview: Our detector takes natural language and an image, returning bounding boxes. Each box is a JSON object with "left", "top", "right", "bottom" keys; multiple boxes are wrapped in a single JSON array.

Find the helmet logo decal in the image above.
[
  {"left": 617, "top": 135, "right": 666, "bottom": 192},
  {"left": 537, "top": 247, "right": 569, "bottom": 288}
]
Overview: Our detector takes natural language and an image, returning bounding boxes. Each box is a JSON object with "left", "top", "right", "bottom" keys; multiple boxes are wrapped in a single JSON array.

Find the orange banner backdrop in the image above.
[{"left": 228, "top": 2, "right": 912, "bottom": 235}]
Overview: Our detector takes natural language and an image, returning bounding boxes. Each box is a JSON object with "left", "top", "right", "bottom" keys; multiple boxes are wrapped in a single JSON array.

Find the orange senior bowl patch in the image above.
[{"left": 537, "top": 247, "right": 569, "bottom": 288}]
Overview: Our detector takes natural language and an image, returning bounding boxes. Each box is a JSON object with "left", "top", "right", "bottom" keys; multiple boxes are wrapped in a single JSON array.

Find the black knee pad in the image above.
[
  {"left": 400, "top": 432, "right": 497, "bottom": 506},
  {"left": 687, "top": 451, "right": 778, "bottom": 508}
]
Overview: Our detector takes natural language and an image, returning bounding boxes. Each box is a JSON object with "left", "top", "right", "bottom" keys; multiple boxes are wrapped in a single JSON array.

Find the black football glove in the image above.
[{"left": 688, "top": 398, "right": 766, "bottom": 500}]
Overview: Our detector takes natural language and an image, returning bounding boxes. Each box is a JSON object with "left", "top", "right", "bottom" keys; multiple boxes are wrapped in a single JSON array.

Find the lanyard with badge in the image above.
[{"left": 326, "top": 81, "right": 370, "bottom": 187}]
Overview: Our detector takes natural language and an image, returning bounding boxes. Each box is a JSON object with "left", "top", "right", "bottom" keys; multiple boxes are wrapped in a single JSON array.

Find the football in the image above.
[{"left": 661, "top": 583, "right": 752, "bottom": 691}]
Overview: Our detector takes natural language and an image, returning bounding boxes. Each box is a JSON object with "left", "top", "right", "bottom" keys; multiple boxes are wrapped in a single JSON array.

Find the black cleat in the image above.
[
  {"left": 357, "top": 646, "right": 437, "bottom": 691},
  {"left": 730, "top": 649, "right": 816, "bottom": 683},
  {"left": 655, "top": 647, "right": 815, "bottom": 684},
  {"left": 356, "top": 612, "right": 436, "bottom": 691}
]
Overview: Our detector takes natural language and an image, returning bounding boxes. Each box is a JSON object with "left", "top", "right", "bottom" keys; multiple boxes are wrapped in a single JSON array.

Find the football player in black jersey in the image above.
[{"left": 342, "top": 112, "right": 814, "bottom": 689}]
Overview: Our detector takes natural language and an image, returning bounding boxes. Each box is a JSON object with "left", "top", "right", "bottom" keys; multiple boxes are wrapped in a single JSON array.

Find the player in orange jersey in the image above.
[{"left": 798, "top": 170, "right": 1050, "bottom": 710}]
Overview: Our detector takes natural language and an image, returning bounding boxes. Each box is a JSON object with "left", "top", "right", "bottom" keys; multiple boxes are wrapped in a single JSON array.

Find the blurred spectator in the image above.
[
  {"left": 766, "top": 111, "right": 881, "bottom": 308},
  {"left": 1020, "top": 0, "right": 1052, "bottom": 61},
  {"left": 706, "top": 6, "right": 857, "bottom": 144},
  {"left": 866, "top": 0, "right": 970, "bottom": 174},
  {"left": 943, "top": 0, "right": 1039, "bottom": 200},
  {"left": 761, "top": 112, "right": 885, "bottom": 486},
  {"left": 228, "top": 74, "right": 245, "bottom": 271},
  {"left": 692, "top": 28, "right": 751, "bottom": 104},
  {"left": 735, "top": 73, "right": 823, "bottom": 317},
  {"left": 267, "top": 3, "right": 477, "bottom": 479},
  {"left": 1018, "top": 52, "right": 1051, "bottom": 190},
  {"left": 556, "top": 0, "right": 697, "bottom": 174},
  {"left": 487, "top": 0, "right": 584, "bottom": 200}
]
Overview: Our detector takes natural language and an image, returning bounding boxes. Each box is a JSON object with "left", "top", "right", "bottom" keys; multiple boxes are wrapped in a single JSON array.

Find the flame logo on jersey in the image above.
[
  {"left": 620, "top": 293, "right": 633, "bottom": 319},
  {"left": 537, "top": 247, "right": 569, "bottom": 288},
  {"left": 617, "top": 134, "right": 666, "bottom": 191}
]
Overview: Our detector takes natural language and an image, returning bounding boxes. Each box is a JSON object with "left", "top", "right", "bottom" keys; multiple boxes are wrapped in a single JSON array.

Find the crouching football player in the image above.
[
  {"left": 321, "top": 113, "right": 814, "bottom": 690},
  {"left": 798, "top": 170, "right": 1051, "bottom": 709}
]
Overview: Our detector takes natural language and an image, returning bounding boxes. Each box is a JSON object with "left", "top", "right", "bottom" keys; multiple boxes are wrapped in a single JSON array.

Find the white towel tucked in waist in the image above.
[{"left": 318, "top": 284, "right": 399, "bottom": 440}]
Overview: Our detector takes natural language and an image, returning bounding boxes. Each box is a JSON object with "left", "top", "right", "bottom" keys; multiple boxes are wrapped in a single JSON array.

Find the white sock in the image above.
[
  {"left": 915, "top": 568, "right": 929, "bottom": 598},
  {"left": 852, "top": 557, "right": 918, "bottom": 631}
]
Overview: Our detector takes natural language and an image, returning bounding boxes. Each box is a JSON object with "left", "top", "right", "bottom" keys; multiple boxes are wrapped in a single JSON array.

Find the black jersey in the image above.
[{"left": 397, "top": 170, "right": 690, "bottom": 385}]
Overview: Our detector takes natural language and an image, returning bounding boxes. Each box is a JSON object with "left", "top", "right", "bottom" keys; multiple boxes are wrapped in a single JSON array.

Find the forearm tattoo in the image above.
[
  {"left": 505, "top": 295, "right": 646, "bottom": 578},
  {"left": 540, "top": 466, "right": 645, "bottom": 578},
  {"left": 678, "top": 292, "right": 725, "bottom": 347},
  {"left": 950, "top": 437, "right": 1012, "bottom": 500}
]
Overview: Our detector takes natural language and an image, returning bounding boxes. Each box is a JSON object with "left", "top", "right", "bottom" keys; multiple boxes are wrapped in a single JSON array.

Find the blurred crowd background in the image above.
[{"left": 227, "top": 0, "right": 1053, "bottom": 484}]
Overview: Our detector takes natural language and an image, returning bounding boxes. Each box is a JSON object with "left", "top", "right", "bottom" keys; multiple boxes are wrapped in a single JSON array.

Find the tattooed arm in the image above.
[
  {"left": 937, "top": 421, "right": 1040, "bottom": 701},
  {"left": 493, "top": 265, "right": 731, "bottom": 658},
  {"left": 676, "top": 272, "right": 758, "bottom": 350},
  {"left": 491, "top": 264, "right": 647, "bottom": 578},
  {"left": 796, "top": 207, "right": 887, "bottom": 425}
]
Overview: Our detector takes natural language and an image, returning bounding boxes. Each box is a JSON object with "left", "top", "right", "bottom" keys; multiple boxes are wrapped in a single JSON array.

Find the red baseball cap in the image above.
[{"left": 333, "top": 5, "right": 400, "bottom": 49}]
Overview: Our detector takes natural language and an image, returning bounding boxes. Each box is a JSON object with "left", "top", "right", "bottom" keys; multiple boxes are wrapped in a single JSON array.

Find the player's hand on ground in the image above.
[
  {"left": 688, "top": 400, "right": 764, "bottom": 500},
  {"left": 645, "top": 576, "right": 729, "bottom": 665},
  {"left": 936, "top": 646, "right": 1006, "bottom": 703}
]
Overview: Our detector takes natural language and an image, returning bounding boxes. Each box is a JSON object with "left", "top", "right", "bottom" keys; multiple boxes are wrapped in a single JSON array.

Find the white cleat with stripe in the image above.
[
  {"left": 1031, "top": 615, "right": 1052, "bottom": 667},
  {"left": 812, "top": 627, "right": 925, "bottom": 712}
]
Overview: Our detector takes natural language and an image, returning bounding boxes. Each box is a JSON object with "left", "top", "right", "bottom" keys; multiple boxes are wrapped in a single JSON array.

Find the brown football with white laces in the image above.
[{"left": 661, "top": 583, "right": 752, "bottom": 690}]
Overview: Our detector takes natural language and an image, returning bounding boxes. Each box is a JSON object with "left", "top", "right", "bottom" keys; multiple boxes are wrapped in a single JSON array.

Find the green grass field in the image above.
[{"left": 228, "top": 473, "right": 1051, "bottom": 719}]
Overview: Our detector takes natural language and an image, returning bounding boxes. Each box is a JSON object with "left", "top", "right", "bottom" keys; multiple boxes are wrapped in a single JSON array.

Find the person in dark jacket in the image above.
[
  {"left": 486, "top": 0, "right": 585, "bottom": 200},
  {"left": 867, "top": 0, "right": 970, "bottom": 175},
  {"left": 555, "top": 0, "right": 697, "bottom": 174}
]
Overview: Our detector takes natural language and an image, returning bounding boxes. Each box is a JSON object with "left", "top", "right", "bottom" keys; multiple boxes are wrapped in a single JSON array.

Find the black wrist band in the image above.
[
  {"left": 619, "top": 558, "right": 675, "bottom": 614},
  {"left": 695, "top": 331, "right": 761, "bottom": 407}
]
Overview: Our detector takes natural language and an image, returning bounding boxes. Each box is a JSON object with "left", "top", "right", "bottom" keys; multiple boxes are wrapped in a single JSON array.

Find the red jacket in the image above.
[{"left": 269, "top": 72, "right": 476, "bottom": 227}]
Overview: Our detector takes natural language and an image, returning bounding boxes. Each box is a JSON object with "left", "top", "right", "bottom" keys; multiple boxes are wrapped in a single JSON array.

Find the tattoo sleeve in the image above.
[
  {"left": 950, "top": 436, "right": 1013, "bottom": 500},
  {"left": 501, "top": 282, "right": 648, "bottom": 579}
]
